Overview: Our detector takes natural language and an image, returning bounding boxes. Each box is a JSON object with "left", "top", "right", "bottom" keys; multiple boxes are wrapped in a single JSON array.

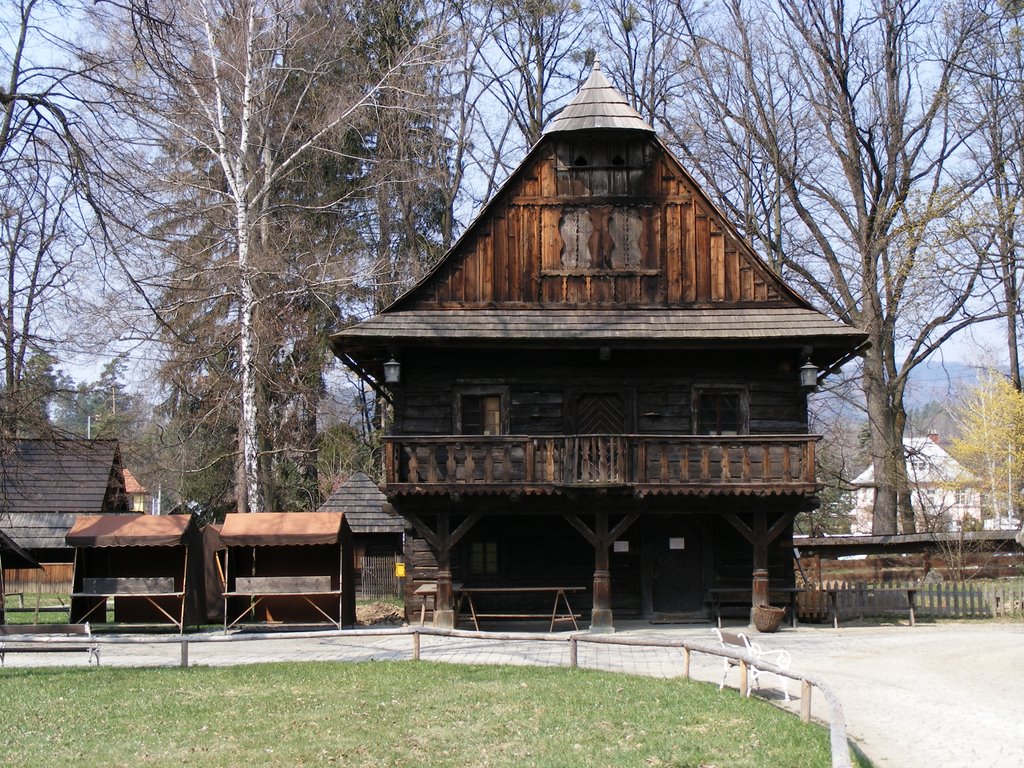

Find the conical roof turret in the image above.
[{"left": 544, "top": 57, "right": 654, "bottom": 135}]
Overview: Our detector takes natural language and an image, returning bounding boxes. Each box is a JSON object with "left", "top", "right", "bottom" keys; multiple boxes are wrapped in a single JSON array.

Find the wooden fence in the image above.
[
  {"left": 360, "top": 554, "right": 401, "bottom": 601},
  {"left": 3, "top": 563, "right": 74, "bottom": 602},
  {"left": 798, "top": 579, "right": 1024, "bottom": 622}
]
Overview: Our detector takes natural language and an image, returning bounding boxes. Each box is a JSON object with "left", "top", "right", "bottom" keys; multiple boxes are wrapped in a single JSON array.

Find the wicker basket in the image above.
[{"left": 753, "top": 605, "right": 786, "bottom": 633}]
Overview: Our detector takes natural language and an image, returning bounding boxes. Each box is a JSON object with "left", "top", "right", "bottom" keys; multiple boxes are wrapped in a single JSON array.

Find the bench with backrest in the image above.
[
  {"left": 713, "top": 627, "right": 790, "bottom": 701},
  {"left": 0, "top": 623, "right": 99, "bottom": 666}
]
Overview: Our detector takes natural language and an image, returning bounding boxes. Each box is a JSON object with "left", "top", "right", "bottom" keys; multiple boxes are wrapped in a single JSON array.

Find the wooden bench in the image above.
[
  {"left": 707, "top": 587, "right": 803, "bottom": 628},
  {"left": 455, "top": 586, "right": 584, "bottom": 631},
  {"left": 0, "top": 623, "right": 99, "bottom": 666},
  {"left": 73, "top": 576, "right": 186, "bottom": 631},
  {"left": 823, "top": 586, "right": 918, "bottom": 628},
  {"left": 223, "top": 575, "right": 341, "bottom": 629}
]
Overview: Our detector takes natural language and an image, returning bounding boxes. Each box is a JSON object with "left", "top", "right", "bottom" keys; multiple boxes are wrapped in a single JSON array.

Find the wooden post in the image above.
[
  {"left": 801, "top": 680, "right": 812, "bottom": 723},
  {"left": 412, "top": 630, "right": 421, "bottom": 661},
  {"left": 682, "top": 647, "right": 691, "bottom": 679},
  {"left": 739, "top": 660, "right": 748, "bottom": 696},
  {"left": 180, "top": 640, "right": 189, "bottom": 668},
  {"left": 434, "top": 514, "right": 455, "bottom": 629},
  {"left": 751, "top": 510, "right": 769, "bottom": 621},
  {"left": 569, "top": 636, "right": 578, "bottom": 668},
  {"left": 590, "top": 512, "right": 614, "bottom": 632}
]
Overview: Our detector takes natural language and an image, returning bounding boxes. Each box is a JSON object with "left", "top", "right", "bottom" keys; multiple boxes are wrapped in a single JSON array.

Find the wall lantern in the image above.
[
  {"left": 799, "top": 360, "right": 819, "bottom": 390},
  {"left": 383, "top": 357, "right": 401, "bottom": 384}
]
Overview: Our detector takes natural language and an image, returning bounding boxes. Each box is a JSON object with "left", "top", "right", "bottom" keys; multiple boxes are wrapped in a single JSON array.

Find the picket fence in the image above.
[
  {"left": 798, "top": 579, "right": 1024, "bottom": 622},
  {"left": 359, "top": 554, "right": 402, "bottom": 601}
]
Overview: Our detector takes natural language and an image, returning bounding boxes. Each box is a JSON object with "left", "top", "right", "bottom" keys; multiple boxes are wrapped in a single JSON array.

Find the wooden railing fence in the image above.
[
  {"left": 359, "top": 554, "right": 401, "bottom": 601},
  {"left": 3, "top": 563, "right": 74, "bottom": 601},
  {"left": 798, "top": 580, "right": 1024, "bottom": 622}
]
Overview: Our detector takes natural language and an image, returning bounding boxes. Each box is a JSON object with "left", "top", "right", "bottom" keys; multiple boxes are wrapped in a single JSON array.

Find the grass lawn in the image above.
[{"left": 1, "top": 661, "right": 865, "bottom": 768}]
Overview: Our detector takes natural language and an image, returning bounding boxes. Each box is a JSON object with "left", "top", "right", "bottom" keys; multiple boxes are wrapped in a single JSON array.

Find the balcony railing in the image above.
[{"left": 383, "top": 434, "right": 818, "bottom": 493}]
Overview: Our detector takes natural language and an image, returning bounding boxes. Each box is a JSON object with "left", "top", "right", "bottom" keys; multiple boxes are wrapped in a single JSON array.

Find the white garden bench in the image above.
[{"left": 713, "top": 627, "right": 791, "bottom": 701}]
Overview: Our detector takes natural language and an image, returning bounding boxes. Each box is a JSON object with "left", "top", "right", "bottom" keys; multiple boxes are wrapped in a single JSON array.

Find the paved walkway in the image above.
[{"left": 3, "top": 622, "right": 1022, "bottom": 767}]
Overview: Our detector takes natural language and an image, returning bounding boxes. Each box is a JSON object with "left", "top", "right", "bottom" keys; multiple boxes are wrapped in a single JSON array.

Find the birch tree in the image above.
[{"left": 115, "top": 0, "right": 440, "bottom": 512}]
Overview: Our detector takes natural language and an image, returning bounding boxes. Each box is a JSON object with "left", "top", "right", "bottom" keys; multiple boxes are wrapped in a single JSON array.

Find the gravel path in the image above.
[{"left": 619, "top": 622, "right": 1024, "bottom": 768}]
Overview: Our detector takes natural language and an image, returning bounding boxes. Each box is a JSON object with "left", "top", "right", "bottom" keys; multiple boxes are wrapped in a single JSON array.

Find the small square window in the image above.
[
  {"left": 694, "top": 388, "right": 747, "bottom": 435},
  {"left": 455, "top": 386, "right": 509, "bottom": 435},
  {"left": 470, "top": 542, "right": 499, "bottom": 575}
]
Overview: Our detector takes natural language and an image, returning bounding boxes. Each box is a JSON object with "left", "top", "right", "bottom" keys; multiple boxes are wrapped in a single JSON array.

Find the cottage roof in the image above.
[
  {"left": 318, "top": 473, "right": 403, "bottom": 535},
  {"left": 0, "top": 528, "right": 40, "bottom": 569},
  {"left": 544, "top": 60, "right": 654, "bottom": 135},
  {"left": 66, "top": 514, "right": 190, "bottom": 548},
  {"left": 851, "top": 436, "right": 971, "bottom": 487},
  {"left": 218, "top": 511, "right": 347, "bottom": 547},
  {"left": 1, "top": 439, "right": 131, "bottom": 550},
  {"left": 338, "top": 307, "right": 863, "bottom": 348},
  {"left": 123, "top": 469, "right": 146, "bottom": 495},
  {"left": 332, "top": 60, "right": 867, "bottom": 377}
]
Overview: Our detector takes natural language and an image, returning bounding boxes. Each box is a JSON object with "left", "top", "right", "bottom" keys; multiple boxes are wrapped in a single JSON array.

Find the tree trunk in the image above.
[
  {"left": 237, "top": 204, "right": 264, "bottom": 513},
  {"left": 864, "top": 346, "right": 901, "bottom": 535}
]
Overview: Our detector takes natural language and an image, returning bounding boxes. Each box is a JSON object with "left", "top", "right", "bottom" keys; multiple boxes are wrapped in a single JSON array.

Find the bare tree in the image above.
[
  {"left": 957, "top": 8, "right": 1024, "bottom": 390},
  {"left": 0, "top": 0, "right": 120, "bottom": 437},
  {"left": 669, "top": 0, "right": 989, "bottom": 534}
]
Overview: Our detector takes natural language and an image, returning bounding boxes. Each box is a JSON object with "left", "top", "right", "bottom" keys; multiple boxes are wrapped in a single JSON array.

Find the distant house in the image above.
[
  {"left": 318, "top": 472, "right": 404, "bottom": 576},
  {"left": 123, "top": 469, "right": 151, "bottom": 514},
  {"left": 0, "top": 439, "right": 134, "bottom": 562},
  {"left": 850, "top": 434, "right": 981, "bottom": 533}
]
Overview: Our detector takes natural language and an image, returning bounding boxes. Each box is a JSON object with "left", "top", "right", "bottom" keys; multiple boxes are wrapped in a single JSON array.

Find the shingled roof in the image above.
[
  {"left": 545, "top": 59, "right": 654, "bottom": 134},
  {"left": 338, "top": 308, "right": 864, "bottom": 349},
  {"left": 0, "top": 439, "right": 131, "bottom": 552},
  {"left": 318, "top": 472, "right": 403, "bottom": 535}
]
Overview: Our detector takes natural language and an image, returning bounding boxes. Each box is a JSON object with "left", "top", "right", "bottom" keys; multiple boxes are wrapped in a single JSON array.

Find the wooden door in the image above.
[
  {"left": 575, "top": 392, "right": 626, "bottom": 433},
  {"left": 650, "top": 517, "right": 704, "bottom": 615},
  {"left": 573, "top": 393, "right": 628, "bottom": 483}
]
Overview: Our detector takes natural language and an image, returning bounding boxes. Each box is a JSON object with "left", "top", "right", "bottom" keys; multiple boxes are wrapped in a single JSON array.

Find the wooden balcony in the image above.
[{"left": 383, "top": 435, "right": 819, "bottom": 496}]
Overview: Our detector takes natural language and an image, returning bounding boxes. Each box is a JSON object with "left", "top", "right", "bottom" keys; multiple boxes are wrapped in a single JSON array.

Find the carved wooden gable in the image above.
[{"left": 396, "top": 131, "right": 801, "bottom": 312}]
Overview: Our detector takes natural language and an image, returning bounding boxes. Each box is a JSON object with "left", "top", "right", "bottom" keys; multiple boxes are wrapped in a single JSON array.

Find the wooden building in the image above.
[
  {"left": 218, "top": 512, "right": 356, "bottom": 629},
  {"left": 318, "top": 472, "right": 405, "bottom": 581},
  {"left": 332, "top": 63, "right": 866, "bottom": 630},
  {"left": 0, "top": 439, "right": 131, "bottom": 563},
  {"left": 67, "top": 514, "right": 205, "bottom": 632}
]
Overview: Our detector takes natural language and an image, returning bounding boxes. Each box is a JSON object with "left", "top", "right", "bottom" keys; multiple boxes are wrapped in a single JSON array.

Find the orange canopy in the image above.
[
  {"left": 66, "top": 514, "right": 192, "bottom": 547},
  {"left": 217, "top": 512, "right": 346, "bottom": 547}
]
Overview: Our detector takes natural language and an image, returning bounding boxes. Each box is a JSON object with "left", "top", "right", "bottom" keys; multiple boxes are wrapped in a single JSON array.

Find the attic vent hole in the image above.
[
  {"left": 612, "top": 155, "right": 625, "bottom": 166},
  {"left": 574, "top": 155, "right": 589, "bottom": 166}
]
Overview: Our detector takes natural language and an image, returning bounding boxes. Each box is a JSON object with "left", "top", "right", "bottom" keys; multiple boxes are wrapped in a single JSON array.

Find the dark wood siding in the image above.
[
  {"left": 395, "top": 348, "right": 806, "bottom": 438},
  {"left": 399, "top": 138, "right": 798, "bottom": 311}
]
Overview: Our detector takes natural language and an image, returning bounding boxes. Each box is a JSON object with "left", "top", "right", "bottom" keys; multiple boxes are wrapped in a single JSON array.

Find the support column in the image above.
[
  {"left": 590, "top": 512, "right": 614, "bottom": 632},
  {"left": 433, "top": 513, "right": 454, "bottom": 628}
]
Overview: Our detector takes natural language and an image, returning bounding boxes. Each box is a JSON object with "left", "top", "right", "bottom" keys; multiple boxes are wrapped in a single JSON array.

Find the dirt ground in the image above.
[{"left": 355, "top": 602, "right": 404, "bottom": 626}]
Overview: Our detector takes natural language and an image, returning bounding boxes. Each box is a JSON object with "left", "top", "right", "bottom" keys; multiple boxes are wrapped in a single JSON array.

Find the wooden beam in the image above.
[
  {"left": 722, "top": 511, "right": 753, "bottom": 544},
  {"left": 448, "top": 513, "right": 482, "bottom": 549},
  {"left": 608, "top": 511, "right": 642, "bottom": 543},
  {"left": 404, "top": 511, "right": 441, "bottom": 551},
  {"left": 564, "top": 514, "right": 600, "bottom": 547},
  {"left": 766, "top": 511, "right": 797, "bottom": 545}
]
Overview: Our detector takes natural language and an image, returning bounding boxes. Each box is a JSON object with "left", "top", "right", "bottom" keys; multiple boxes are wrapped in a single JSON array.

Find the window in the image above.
[
  {"left": 693, "top": 388, "right": 747, "bottom": 435},
  {"left": 454, "top": 386, "right": 509, "bottom": 435},
  {"left": 463, "top": 395, "right": 502, "bottom": 435},
  {"left": 469, "top": 541, "right": 499, "bottom": 575}
]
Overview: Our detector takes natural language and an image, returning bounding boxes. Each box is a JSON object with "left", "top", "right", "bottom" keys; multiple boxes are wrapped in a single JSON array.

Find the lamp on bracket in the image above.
[
  {"left": 383, "top": 356, "right": 401, "bottom": 385},
  {"left": 799, "top": 347, "right": 818, "bottom": 391}
]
